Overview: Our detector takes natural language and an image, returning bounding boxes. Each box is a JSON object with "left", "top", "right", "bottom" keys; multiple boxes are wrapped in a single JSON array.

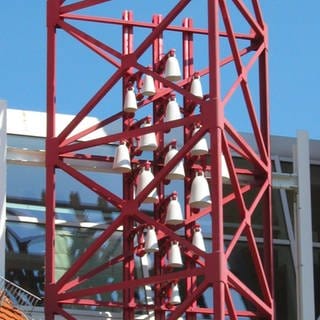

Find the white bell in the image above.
[
  {"left": 164, "top": 94, "right": 181, "bottom": 122},
  {"left": 141, "top": 73, "right": 156, "bottom": 97},
  {"left": 164, "top": 49, "right": 181, "bottom": 82},
  {"left": 189, "top": 171, "right": 211, "bottom": 208},
  {"left": 192, "top": 226, "right": 206, "bottom": 252},
  {"left": 165, "top": 192, "right": 184, "bottom": 225},
  {"left": 190, "top": 125, "right": 208, "bottom": 156},
  {"left": 221, "top": 154, "right": 230, "bottom": 180},
  {"left": 167, "top": 241, "right": 183, "bottom": 268},
  {"left": 136, "top": 163, "right": 158, "bottom": 203},
  {"left": 164, "top": 146, "right": 185, "bottom": 180},
  {"left": 144, "top": 226, "right": 159, "bottom": 253},
  {"left": 123, "top": 86, "right": 138, "bottom": 113},
  {"left": 190, "top": 72, "right": 203, "bottom": 98},
  {"left": 169, "top": 282, "right": 181, "bottom": 305},
  {"left": 112, "top": 141, "right": 131, "bottom": 173},
  {"left": 139, "top": 120, "right": 158, "bottom": 151}
]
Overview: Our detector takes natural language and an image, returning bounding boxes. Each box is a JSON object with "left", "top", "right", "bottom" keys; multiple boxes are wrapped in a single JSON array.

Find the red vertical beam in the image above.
[
  {"left": 182, "top": 17, "right": 197, "bottom": 320},
  {"left": 122, "top": 10, "right": 135, "bottom": 319},
  {"left": 207, "top": 1, "right": 226, "bottom": 319},
  {"left": 152, "top": 14, "right": 166, "bottom": 320},
  {"left": 122, "top": 9, "right": 135, "bottom": 205},
  {"left": 152, "top": 14, "right": 164, "bottom": 270},
  {"left": 45, "top": 1, "right": 59, "bottom": 319},
  {"left": 259, "top": 23, "right": 274, "bottom": 319}
]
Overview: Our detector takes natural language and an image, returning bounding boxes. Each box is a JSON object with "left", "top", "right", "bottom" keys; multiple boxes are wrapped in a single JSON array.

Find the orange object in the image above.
[{"left": 0, "top": 293, "right": 27, "bottom": 320}]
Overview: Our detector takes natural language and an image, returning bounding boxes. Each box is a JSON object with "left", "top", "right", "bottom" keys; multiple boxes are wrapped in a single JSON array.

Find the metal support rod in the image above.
[
  {"left": 294, "top": 130, "right": 315, "bottom": 320},
  {"left": 0, "top": 100, "right": 7, "bottom": 280},
  {"left": 207, "top": 1, "right": 226, "bottom": 319},
  {"left": 151, "top": 13, "right": 165, "bottom": 320},
  {"left": 45, "top": 1, "right": 58, "bottom": 319},
  {"left": 122, "top": 10, "right": 135, "bottom": 319},
  {"left": 259, "top": 22, "right": 274, "bottom": 318},
  {"left": 182, "top": 17, "right": 197, "bottom": 320}
]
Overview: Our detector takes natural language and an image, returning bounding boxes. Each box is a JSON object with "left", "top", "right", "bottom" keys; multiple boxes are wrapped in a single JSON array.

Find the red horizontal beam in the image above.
[{"left": 61, "top": 13, "right": 255, "bottom": 40}]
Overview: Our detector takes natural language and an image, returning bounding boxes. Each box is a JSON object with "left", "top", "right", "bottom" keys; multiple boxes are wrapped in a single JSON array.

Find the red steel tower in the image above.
[{"left": 46, "top": 1, "right": 272, "bottom": 319}]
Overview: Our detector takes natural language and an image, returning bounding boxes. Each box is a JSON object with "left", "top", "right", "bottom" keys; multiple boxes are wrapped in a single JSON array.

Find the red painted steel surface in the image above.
[{"left": 45, "top": 1, "right": 272, "bottom": 319}]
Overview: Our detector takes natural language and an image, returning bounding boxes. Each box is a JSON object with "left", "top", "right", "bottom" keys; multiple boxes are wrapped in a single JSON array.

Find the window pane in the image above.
[
  {"left": 274, "top": 245, "right": 296, "bottom": 320},
  {"left": 313, "top": 248, "right": 320, "bottom": 318},
  {"left": 311, "top": 165, "right": 320, "bottom": 242},
  {"left": 6, "top": 221, "right": 45, "bottom": 299}
]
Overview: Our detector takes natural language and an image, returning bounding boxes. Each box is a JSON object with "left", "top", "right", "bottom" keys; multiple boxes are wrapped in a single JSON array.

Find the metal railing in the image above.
[{"left": 0, "top": 275, "right": 42, "bottom": 319}]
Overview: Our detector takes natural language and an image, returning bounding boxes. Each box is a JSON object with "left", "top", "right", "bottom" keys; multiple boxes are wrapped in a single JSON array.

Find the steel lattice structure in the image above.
[{"left": 45, "top": 1, "right": 273, "bottom": 319}]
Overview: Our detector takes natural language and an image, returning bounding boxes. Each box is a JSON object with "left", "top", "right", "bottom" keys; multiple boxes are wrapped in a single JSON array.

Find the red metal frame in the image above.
[{"left": 45, "top": 1, "right": 273, "bottom": 319}]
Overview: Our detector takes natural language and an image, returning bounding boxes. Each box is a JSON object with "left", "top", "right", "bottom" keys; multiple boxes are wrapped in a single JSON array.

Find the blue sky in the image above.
[{"left": 1, "top": 1, "right": 319, "bottom": 139}]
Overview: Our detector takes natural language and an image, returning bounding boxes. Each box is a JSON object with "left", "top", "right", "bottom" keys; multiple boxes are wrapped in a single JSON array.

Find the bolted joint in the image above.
[
  {"left": 47, "top": 0, "right": 61, "bottom": 28},
  {"left": 206, "top": 250, "right": 228, "bottom": 284},
  {"left": 45, "top": 137, "right": 59, "bottom": 168}
]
